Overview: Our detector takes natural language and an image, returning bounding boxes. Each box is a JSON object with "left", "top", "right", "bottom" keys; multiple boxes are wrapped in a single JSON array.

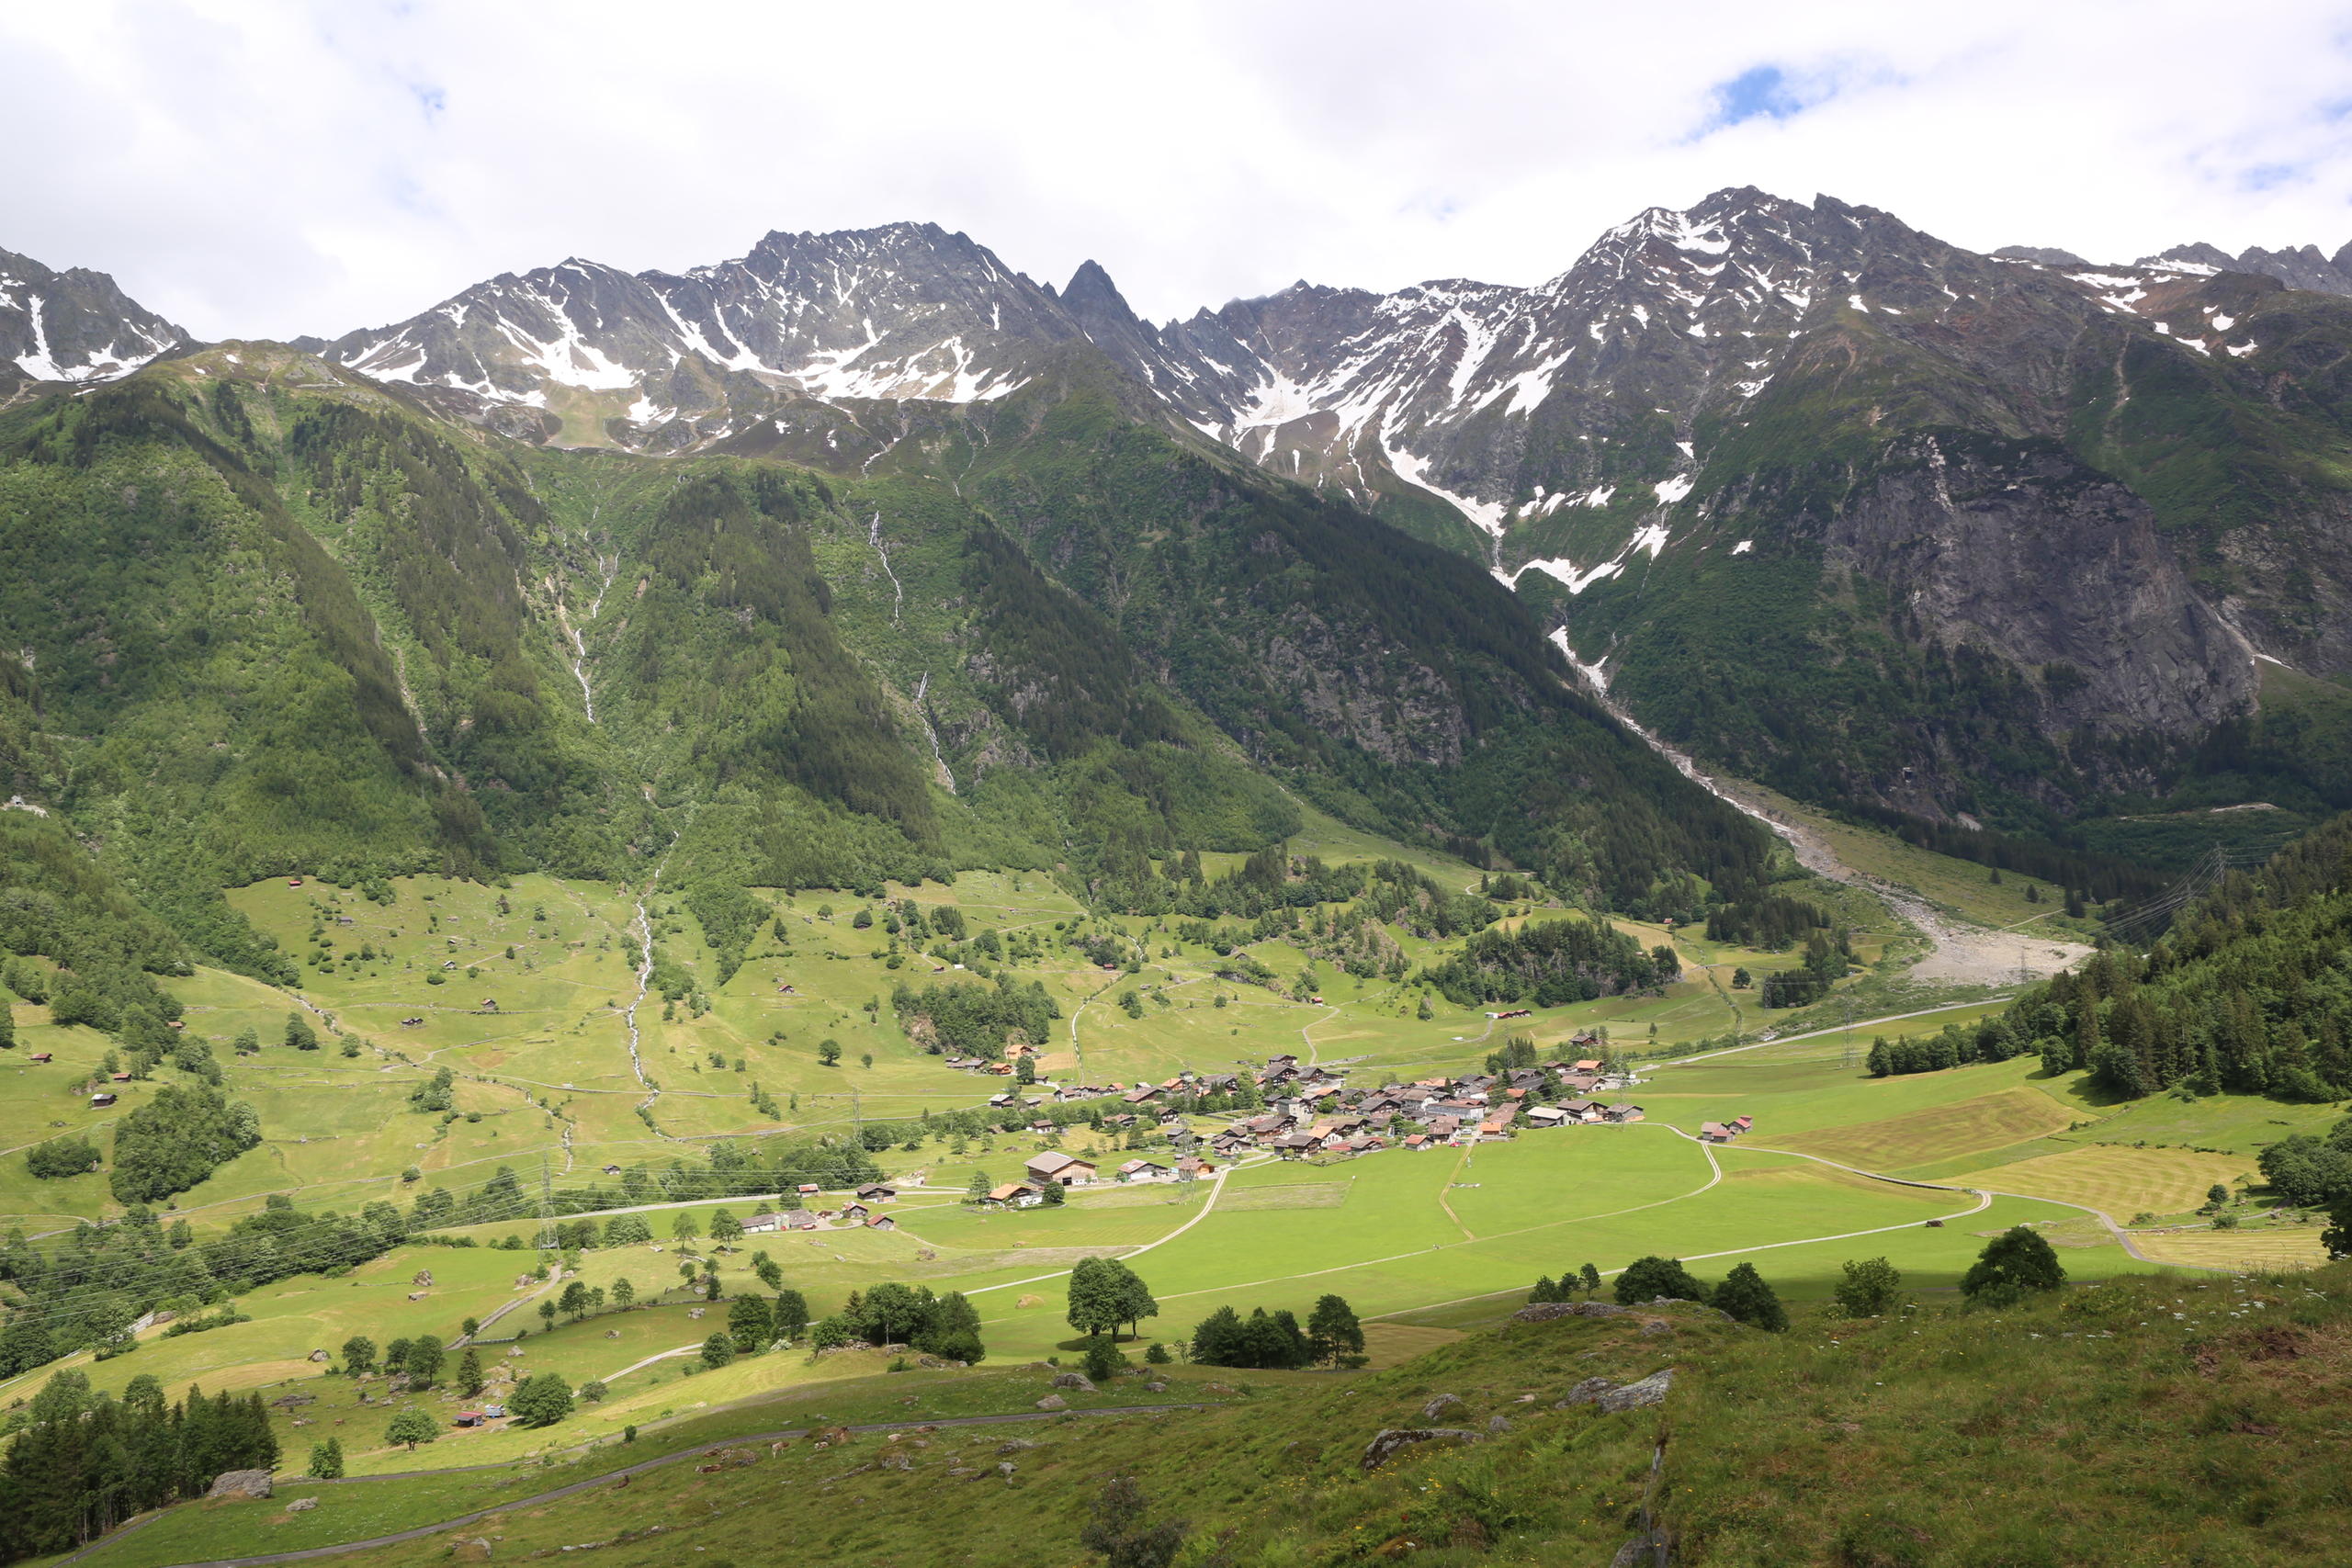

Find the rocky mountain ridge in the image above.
[
  {"left": 0, "top": 245, "right": 184, "bottom": 399},
  {"left": 12, "top": 190, "right": 2352, "bottom": 832}
]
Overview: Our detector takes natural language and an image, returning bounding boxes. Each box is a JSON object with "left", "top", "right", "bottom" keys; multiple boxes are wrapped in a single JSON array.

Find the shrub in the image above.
[
  {"left": 1082, "top": 1337, "right": 1126, "bottom": 1383},
  {"left": 1833, "top": 1258, "right": 1905, "bottom": 1318},
  {"left": 1712, "top": 1262, "right": 1788, "bottom": 1331},
  {"left": 1961, "top": 1226, "right": 2066, "bottom": 1307},
  {"left": 1613, "top": 1256, "right": 1711, "bottom": 1305}
]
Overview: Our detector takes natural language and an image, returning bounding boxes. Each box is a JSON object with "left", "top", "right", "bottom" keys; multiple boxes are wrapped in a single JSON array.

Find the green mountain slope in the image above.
[
  {"left": 0, "top": 337, "right": 1783, "bottom": 998},
  {"left": 62, "top": 1265, "right": 2351, "bottom": 1568}
]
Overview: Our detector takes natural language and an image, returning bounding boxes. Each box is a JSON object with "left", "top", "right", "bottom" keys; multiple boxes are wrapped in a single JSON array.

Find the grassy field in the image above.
[
  {"left": 16, "top": 807, "right": 2352, "bottom": 1552},
  {"left": 1947, "top": 1145, "right": 2258, "bottom": 1219},
  {"left": 60, "top": 1265, "right": 2352, "bottom": 1568},
  {"left": 2131, "top": 1224, "right": 2333, "bottom": 1270}
]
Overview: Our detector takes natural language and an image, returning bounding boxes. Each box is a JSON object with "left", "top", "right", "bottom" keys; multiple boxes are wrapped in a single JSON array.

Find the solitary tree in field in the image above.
[
  {"left": 862, "top": 1282, "right": 926, "bottom": 1345},
  {"left": 405, "top": 1334, "right": 444, "bottom": 1388},
  {"left": 456, "top": 1348, "right": 483, "bottom": 1396},
  {"left": 700, "top": 1332, "right": 735, "bottom": 1369},
  {"left": 1306, "top": 1294, "right": 1364, "bottom": 1366},
  {"left": 708, "top": 1209, "right": 743, "bottom": 1246},
  {"left": 538, "top": 1300, "right": 558, "bottom": 1329},
  {"left": 511, "top": 1371, "right": 573, "bottom": 1428},
  {"left": 1712, "top": 1263, "right": 1788, "bottom": 1331},
  {"left": 774, "top": 1289, "right": 810, "bottom": 1341},
  {"left": 386, "top": 1409, "right": 437, "bottom": 1450},
  {"left": 728, "top": 1293, "right": 774, "bottom": 1352},
  {"left": 383, "top": 1337, "right": 412, "bottom": 1374},
  {"left": 308, "top": 1437, "right": 345, "bottom": 1479},
  {"left": 341, "top": 1336, "right": 377, "bottom": 1376},
  {"left": 752, "top": 1254, "right": 783, "bottom": 1292},
  {"left": 1578, "top": 1263, "right": 1601, "bottom": 1293},
  {"left": 819, "top": 1039, "right": 842, "bottom": 1066},
  {"left": 284, "top": 1011, "right": 319, "bottom": 1051},
  {"left": 1834, "top": 1258, "right": 1904, "bottom": 1318},
  {"left": 1961, "top": 1226, "right": 2066, "bottom": 1307},
  {"left": 672, "top": 1212, "right": 700, "bottom": 1242},
  {"left": 612, "top": 1277, "right": 636, "bottom": 1308},
  {"left": 560, "top": 1280, "right": 592, "bottom": 1319}
]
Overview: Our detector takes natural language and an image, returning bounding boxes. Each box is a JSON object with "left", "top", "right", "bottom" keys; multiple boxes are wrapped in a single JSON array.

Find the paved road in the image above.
[{"left": 58, "top": 1404, "right": 1204, "bottom": 1568}]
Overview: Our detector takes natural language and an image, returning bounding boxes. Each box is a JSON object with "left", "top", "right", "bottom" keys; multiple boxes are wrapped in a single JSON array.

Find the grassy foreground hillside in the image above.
[{"left": 55, "top": 1263, "right": 2352, "bottom": 1568}]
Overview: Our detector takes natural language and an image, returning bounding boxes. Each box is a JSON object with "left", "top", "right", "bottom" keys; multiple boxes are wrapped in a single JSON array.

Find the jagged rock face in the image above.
[
  {"left": 2144, "top": 239, "right": 2352, "bottom": 297},
  {"left": 1819, "top": 434, "right": 2258, "bottom": 739},
  {"left": 1127, "top": 189, "right": 2152, "bottom": 551},
  {"left": 0, "top": 246, "right": 184, "bottom": 394}
]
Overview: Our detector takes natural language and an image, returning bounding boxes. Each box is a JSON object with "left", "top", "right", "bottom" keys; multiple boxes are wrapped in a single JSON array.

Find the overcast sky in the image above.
[{"left": 7, "top": 0, "right": 2352, "bottom": 341}]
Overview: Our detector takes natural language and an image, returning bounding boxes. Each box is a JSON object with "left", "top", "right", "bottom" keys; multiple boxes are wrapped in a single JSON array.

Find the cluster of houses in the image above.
[
  {"left": 1204, "top": 1052, "right": 1646, "bottom": 1159},
  {"left": 975, "top": 1146, "right": 1221, "bottom": 1208},
  {"left": 1699, "top": 1114, "right": 1756, "bottom": 1144},
  {"left": 730, "top": 1182, "right": 905, "bottom": 1233}
]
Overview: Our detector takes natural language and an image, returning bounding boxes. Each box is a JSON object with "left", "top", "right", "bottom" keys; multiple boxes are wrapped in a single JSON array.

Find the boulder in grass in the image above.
[
  {"left": 1513, "top": 1302, "right": 1628, "bottom": 1323},
  {"left": 1050, "top": 1372, "right": 1096, "bottom": 1392},
  {"left": 1035, "top": 1393, "right": 1069, "bottom": 1411},
  {"left": 1360, "top": 1428, "right": 1483, "bottom": 1472},
  {"left": 1556, "top": 1377, "right": 1619, "bottom": 1408},
  {"left": 1597, "top": 1370, "right": 1674, "bottom": 1413},
  {"left": 208, "top": 1470, "right": 274, "bottom": 1500},
  {"left": 286, "top": 1497, "right": 318, "bottom": 1513},
  {"left": 1420, "top": 1393, "right": 1466, "bottom": 1422}
]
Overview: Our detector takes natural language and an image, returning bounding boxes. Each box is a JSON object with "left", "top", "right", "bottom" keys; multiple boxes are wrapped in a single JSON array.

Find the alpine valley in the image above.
[{"left": 4, "top": 189, "right": 2352, "bottom": 1568}]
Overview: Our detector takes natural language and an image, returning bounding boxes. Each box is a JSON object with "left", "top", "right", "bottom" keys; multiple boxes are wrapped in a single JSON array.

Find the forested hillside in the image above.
[
  {"left": 0, "top": 338, "right": 1788, "bottom": 1033},
  {"left": 1998, "top": 810, "right": 2352, "bottom": 1100}
]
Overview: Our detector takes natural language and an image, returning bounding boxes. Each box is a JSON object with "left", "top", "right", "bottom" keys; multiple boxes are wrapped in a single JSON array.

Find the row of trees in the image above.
[
  {"left": 1864, "top": 1019, "right": 2036, "bottom": 1078},
  {"left": 1188, "top": 1295, "right": 1363, "bottom": 1370},
  {"left": 1564, "top": 1231, "right": 2065, "bottom": 1328}
]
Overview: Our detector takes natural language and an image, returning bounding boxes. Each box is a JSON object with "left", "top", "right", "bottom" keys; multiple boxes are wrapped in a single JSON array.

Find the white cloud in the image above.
[{"left": 5, "top": 0, "right": 2351, "bottom": 341}]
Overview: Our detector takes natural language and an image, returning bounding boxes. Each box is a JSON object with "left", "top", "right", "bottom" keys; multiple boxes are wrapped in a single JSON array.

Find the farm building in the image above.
[
  {"left": 986, "top": 1182, "right": 1044, "bottom": 1209},
  {"left": 1025, "top": 1151, "right": 1097, "bottom": 1187}
]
